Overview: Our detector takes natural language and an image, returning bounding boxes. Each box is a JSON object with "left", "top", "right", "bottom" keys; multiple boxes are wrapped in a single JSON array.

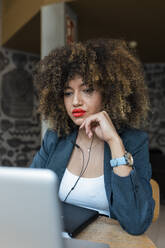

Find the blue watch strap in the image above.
[{"left": 110, "top": 156, "right": 127, "bottom": 167}]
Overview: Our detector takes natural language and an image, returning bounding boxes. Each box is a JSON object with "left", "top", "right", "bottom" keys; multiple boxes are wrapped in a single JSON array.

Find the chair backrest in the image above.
[{"left": 150, "top": 179, "right": 160, "bottom": 222}]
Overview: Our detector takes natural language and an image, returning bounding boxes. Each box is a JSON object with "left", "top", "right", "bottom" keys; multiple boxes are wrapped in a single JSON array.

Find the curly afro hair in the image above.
[{"left": 33, "top": 38, "right": 150, "bottom": 137}]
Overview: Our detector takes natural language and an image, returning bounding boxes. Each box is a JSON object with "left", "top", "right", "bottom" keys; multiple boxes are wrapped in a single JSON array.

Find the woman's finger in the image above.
[
  {"left": 79, "top": 121, "right": 87, "bottom": 129},
  {"left": 85, "top": 116, "right": 100, "bottom": 136},
  {"left": 84, "top": 119, "right": 92, "bottom": 135}
]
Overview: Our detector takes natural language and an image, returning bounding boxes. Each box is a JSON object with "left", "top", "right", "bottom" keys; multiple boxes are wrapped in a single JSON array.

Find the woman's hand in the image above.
[
  {"left": 79, "top": 111, "right": 119, "bottom": 143},
  {"left": 80, "top": 110, "right": 132, "bottom": 176}
]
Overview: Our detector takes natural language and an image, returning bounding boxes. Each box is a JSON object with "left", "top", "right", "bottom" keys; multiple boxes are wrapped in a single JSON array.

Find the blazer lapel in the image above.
[
  {"left": 104, "top": 141, "right": 112, "bottom": 203},
  {"left": 47, "top": 129, "right": 78, "bottom": 182}
]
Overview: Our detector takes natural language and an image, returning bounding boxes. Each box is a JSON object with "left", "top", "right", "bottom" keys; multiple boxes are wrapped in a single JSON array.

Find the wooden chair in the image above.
[{"left": 150, "top": 179, "right": 160, "bottom": 222}]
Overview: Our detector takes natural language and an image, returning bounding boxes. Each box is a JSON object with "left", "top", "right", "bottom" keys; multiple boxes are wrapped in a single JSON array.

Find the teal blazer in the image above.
[{"left": 30, "top": 127, "right": 155, "bottom": 235}]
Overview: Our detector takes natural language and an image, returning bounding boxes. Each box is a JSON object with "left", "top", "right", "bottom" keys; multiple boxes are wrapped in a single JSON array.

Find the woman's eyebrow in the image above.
[{"left": 64, "top": 83, "right": 86, "bottom": 90}]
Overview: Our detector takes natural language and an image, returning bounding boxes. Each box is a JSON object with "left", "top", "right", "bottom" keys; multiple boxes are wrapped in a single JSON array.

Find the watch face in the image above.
[{"left": 125, "top": 152, "right": 134, "bottom": 166}]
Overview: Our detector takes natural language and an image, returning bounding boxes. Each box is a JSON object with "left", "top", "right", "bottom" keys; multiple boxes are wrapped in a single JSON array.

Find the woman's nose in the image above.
[{"left": 72, "top": 92, "right": 82, "bottom": 106}]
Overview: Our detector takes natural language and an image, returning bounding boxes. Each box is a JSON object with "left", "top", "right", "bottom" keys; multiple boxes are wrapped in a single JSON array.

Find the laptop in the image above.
[{"left": 0, "top": 167, "right": 109, "bottom": 248}]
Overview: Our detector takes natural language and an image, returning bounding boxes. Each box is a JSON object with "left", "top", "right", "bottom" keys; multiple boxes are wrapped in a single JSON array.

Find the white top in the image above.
[{"left": 59, "top": 169, "right": 110, "bottom": 216}]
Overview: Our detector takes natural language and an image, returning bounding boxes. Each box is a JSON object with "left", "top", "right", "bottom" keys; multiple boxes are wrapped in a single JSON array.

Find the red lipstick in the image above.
[{"left": 72, "top": 108, "right": 86, "bottom": 117}]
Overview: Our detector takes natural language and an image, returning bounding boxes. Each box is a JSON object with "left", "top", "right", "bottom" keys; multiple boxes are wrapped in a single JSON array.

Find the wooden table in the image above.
[{"left": 76, "top": 216, "right": 156, "bottom": 248}]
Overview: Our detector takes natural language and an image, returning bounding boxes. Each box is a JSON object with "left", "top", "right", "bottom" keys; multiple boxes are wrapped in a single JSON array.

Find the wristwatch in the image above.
[{"left": 110, "top": 151, "right": 134, "bottom": 167}]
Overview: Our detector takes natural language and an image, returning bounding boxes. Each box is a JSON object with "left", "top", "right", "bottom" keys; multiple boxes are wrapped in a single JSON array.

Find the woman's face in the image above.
[{"left": 64, "top": 76, "right": 103, "bottom": 126}]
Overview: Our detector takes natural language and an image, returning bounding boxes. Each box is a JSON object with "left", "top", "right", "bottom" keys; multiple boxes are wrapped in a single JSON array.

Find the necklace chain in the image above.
[
  {"left": 87, "top": 141, "right": 100, "bottom": 152},
  {"left": 77, "top": 134, "right": 101, "bottom": 152},
  {"left": 78, "top": 140, "right": 100, "bottom": 152}
]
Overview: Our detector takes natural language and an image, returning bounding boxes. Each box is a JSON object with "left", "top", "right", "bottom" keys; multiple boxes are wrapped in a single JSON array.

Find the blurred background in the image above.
[{"left": 0, "top": 1, "right": 165, "bottom": 247}]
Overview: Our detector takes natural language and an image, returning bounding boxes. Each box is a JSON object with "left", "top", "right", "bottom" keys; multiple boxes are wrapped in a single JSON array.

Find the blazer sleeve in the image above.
[
  {"left": 30, "top": 129, "right": 58, "bottom": 168},
  {"left": 110, "top": 130, "right": 155, "bottom": 235}
]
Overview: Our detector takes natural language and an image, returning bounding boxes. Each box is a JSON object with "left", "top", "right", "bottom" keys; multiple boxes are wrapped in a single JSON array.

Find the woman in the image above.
[{"left": 31, "top": 38, "right": 155, "bottom": 235}]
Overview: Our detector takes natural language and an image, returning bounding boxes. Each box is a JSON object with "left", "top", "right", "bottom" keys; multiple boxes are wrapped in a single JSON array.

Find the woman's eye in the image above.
[
  {"left": 83, "top": 88, "right": 94, "bottom": 94},
  {"left": 64, "top": 92, "right": 72, "bottom": 96}
]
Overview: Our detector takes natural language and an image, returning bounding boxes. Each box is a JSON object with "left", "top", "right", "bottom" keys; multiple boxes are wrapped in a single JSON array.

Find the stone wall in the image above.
[
  {"left": 144, "top": 64, "right": 165, "bottom": 154},
  {"left": 0, "top": 47, "right": 40, "bottom": 167}
]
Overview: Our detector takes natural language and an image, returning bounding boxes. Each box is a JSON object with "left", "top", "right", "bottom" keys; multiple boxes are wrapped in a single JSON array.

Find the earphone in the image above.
[{"left": 63, "top": 137, "right": 94, "bottom": 202}]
